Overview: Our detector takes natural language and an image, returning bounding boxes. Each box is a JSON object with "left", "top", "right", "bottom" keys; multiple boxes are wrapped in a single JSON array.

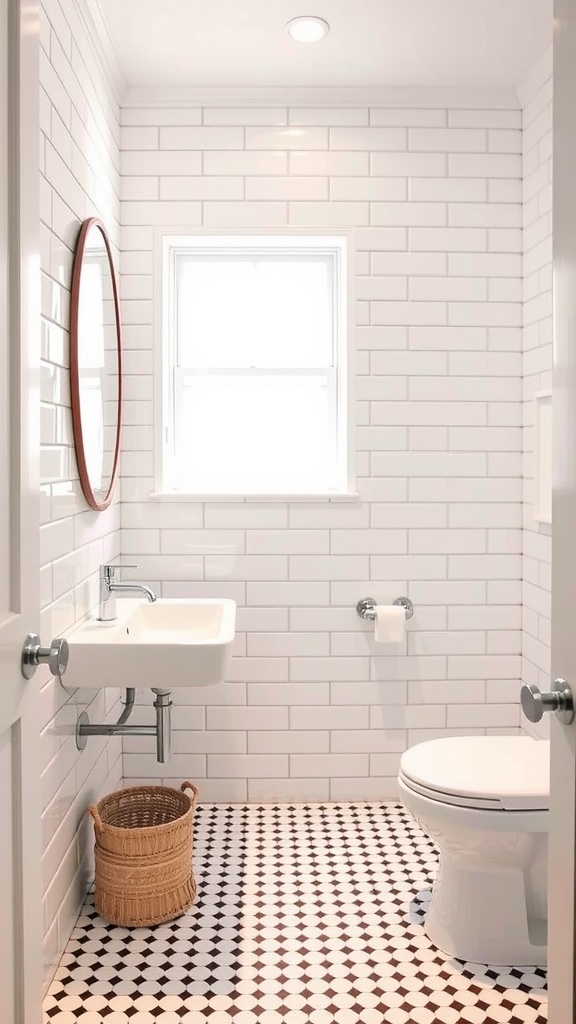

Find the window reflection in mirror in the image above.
[{"left": 70, "top": 218, "right": 122, "bottom": 511}]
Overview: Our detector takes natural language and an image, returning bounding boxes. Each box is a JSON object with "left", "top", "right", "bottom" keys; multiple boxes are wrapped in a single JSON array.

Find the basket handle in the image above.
[
  {"left": 181, "top": 781, "right": 199, "bottom": 812},
  {"left": 88, "top": 804, "right": 104, "bottom": 833}
]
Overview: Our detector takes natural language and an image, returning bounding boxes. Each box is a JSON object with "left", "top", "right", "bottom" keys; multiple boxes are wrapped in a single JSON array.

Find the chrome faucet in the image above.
[{"left": 98, "top": 563, "right": 157, "bottom": 621}]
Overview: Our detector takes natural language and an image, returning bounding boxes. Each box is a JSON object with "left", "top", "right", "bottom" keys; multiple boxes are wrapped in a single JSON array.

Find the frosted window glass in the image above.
[
  {"left": 178, "top": 376, "right": 333, "bottom": 492},
  {"left": 177, "top": 257, "right": 332, "bottom": 369}
]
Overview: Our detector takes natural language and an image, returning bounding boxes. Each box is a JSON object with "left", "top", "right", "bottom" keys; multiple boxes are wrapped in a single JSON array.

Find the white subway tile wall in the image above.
[
  {"left": 119, "top": 99, "right": 527, "bottom": 799},
  {"left": 520, "top": 48, "right": 553, "bottom": 741},
  {"left": 40, "top": 0, "right": 123, "bottom": 987}
]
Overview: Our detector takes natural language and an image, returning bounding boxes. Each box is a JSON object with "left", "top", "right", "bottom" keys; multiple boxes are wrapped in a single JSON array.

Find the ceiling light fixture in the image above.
[{"left": 286, "top": 16, "right": 330, "bottom": 42}]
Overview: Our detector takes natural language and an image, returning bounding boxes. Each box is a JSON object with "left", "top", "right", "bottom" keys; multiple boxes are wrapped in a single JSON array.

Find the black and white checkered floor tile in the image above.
[{"left": 44, "top": 802, "right": 547, "bottom": 1024}]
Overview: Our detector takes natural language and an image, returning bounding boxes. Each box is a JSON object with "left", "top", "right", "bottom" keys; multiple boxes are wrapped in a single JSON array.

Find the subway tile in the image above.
[
  {"left": 247, "top": 682, "right": 330, "bottom": 706},
  {"left": 204, "top": 107, "right": 288, "bottom": 126},
  {"left": 246, "top": 176, "right": 328, "bottom": 201},
  {"left": 447, "top": 704, "right": 520, "bottom": 727},
  {"left": 331, "top": 681, "right": 408, "bottom": 706},
  {"left": 207, "top": 706, "right": 288, "bottom": 731},
  {"left": 195, "top": 779, "right": 248, "bottom": 801},
  {"left": 246, "top": 529, "right": 329, "bottom": 554},
  {"left": 330, "top": 127, "right": 406, "bottom": 150},
  {"left": 290, "top": 657, "right": 370, "bottom": 682},
  {"left": 448, "top": 109, "right": 521, "bottom": 128},
  {"left": 247, "top": 632, "right": 330, "bottom": 657},
  {"left": 228, "top": 658, "right": 289, "bottom": 683},
  {"left": 371, "top": 151, "right": 447, "bottom": 176},
  {"left": 290, "top": 108, "right": 368, "bottom": 126},
  {"left": 448, "top": 153, "right": 522, "bottom": 177},
  {"left": 370, "top": 109, "right": 446, "bottom": 127},
  {"left": 330, "top": 777, "right": 399, "bottom": 800},
  {"left": 248, "top": 778, "right": 330, "bottom": 801},
  {"left": 331, "top": 729, "right": 407, "bottom": 753},
  {"left": 371, "top": 202, "right": 446, "bottom": 226},
  {"left": 204, "top": 150, "right": 288, "bottom": 174},
  {"left": 289, "top": 151, "right": 369, "bottom": 176},
  {"left": 409, "top": 227, "right": 487, "bottom": 251},
  {"left": 289, "top": 201, "right": 369, "bottom": 226},
  {"left": 121, "top": 108, "right": 203, "bottom": 126},
  {"left": 409, "top": 127, "right": 486, "bottom": 151},
  {"left": 447, "top": 655, "right": 521, "bottom": 679},
  {"left": 371, "top": 251, "right": 447, "bottom": 275},
  {"left": 121, "top": 126, "right": 158, "bottom": 149},
  {"left": 449, "top": 203, "right": 522, "bottom": 228},
  {"left": 408, "top": 679, "right": 486, "bottom": 704},
  {"left": 246, "top": 126, "right": 328, "bottom": 149},
  {"left": 248, "top": 731, "right": 330, "bottom": 754},
  {"left": 159, "top": 176, "right": 244, "bottom": 200},
  {"left": 330, "top": 529, "right": 407, "bottom": 555},
  {"left": 331, "top": 177, "right": 406, "bottom": 201},
  {"left": 208, "top": 754, "right": 289, "bottom": 778},
  {"left": 290, "top": 706, "right": 369, "bottom": 730},
  {"left": 289, "top": 555, "right": 370, "bottom": 581},
  {"left": 160, "top": 126, "right": 244, "bottom": 149},
  {"left": 409, "top": 178, "right": 486, "bottom": 202},
  {"left": 290, "top": 754, "right": 369, "bottom": 777},
  {"left": 203, "top": 202, "right": 288, "bottom": 227}
]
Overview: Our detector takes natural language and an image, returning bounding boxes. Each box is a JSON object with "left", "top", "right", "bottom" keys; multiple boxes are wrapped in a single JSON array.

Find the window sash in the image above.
[
  {"left": 171, "top": 367, "right": 338, "bottom": 493},
  {"left": 161, "top": 234, "right": 350, "bottom": 495},
  {"left": 174, "top": 250, "right": 336, "bottom": 371}
]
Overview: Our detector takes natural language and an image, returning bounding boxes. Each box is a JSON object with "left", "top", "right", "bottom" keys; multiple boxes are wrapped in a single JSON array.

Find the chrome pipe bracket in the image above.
[
  {"left": 76, "top": 687, "right": 173, "bottom": 762},
  {"left": 356, "top": 596, "right": 414, "bottom": 621}
]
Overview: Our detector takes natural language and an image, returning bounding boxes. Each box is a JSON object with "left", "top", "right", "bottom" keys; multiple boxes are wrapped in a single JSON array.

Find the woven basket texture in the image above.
[{"left": 88, "top": 781, "right": 199, "bottom": 927}]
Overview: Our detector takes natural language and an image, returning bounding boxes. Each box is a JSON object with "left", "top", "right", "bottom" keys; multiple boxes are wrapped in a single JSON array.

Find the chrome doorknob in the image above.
[
  {"left": 520, "top": 679, "right": 574, "bottom": 725},
  {"left": 21, "top": 633, "right": 69, "bottom": 680}
]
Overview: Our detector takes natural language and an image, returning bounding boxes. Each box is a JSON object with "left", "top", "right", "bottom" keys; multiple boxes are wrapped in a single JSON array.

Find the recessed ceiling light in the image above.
[{"left": 286, "top": 16, "right": 330, "bottom": 43}]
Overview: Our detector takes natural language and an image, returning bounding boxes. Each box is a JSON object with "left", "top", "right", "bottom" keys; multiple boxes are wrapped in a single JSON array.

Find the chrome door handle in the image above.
[
  {"left": 21, "top": 633, "right": 69, "bottom": 680},
  {"left": 520, "top": 679, "right": 574, "bottom": 725}
]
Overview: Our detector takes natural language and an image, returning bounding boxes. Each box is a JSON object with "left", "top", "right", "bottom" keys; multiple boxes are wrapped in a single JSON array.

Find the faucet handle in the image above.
[{"left": 100, "top": 563, "right": 139, "bottom": 580}]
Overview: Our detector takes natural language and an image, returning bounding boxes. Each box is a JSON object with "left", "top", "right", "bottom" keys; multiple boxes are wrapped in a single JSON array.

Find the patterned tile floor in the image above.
[{"left": 44, "top": 803, "right": 548, "bottom": 1023}]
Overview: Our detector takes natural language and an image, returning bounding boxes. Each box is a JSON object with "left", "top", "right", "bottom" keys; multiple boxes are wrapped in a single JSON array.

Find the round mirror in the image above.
[{"left": 70, "top": 218, "right": 123, "bottom": 511}]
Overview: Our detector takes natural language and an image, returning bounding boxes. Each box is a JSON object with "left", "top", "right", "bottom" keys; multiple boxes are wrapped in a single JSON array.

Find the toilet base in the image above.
[{"left": 425, "top": 855, "right": 547, "bottom": 967}]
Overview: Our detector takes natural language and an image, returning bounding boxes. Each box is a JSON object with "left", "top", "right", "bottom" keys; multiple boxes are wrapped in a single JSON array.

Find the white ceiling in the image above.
[{"left": 99, "top": 0, "right": 552, "bottom": 91}]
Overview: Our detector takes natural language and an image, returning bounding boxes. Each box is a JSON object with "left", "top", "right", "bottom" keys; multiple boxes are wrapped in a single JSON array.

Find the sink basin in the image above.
[{"left": 64, "top": 598, "right": 236, "bottom": 688}]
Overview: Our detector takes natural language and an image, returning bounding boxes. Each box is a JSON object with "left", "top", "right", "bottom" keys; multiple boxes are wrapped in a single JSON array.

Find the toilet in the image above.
[{"left": 398, "top": 735, "right": 549, "bottom": 967}]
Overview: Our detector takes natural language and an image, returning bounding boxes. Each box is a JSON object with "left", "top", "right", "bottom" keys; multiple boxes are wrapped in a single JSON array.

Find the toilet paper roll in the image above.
[{"left": 374, "top": 604, "right": 406, "bottom": 644}]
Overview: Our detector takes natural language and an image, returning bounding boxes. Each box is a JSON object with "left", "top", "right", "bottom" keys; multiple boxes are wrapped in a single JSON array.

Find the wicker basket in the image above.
[{"left": 88, "top": 781, "right": 199, "bottom": 927}]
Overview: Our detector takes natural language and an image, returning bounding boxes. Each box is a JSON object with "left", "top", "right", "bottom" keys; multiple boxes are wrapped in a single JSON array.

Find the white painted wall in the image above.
[
  {"left": 119, "top": 100, "right": 524, "bottom": 802},
  {"left": 519, "top": 48, "right": 553, "bottom": 740},
  {"left": 39, "top": 0, "right": 124, "bottom": 987}
]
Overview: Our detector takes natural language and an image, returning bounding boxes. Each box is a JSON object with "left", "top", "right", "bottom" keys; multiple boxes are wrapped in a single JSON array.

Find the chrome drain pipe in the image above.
[
  {"left": 76, "top": 687, "right": 173, "bottom": 763},
  {"left": 152, "top": 688, "right": 172, "bottom": 763}
]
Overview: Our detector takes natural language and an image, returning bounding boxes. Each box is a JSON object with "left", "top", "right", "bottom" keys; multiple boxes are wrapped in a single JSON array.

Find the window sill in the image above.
[{"left": 149, "top": 491, "right": 361, "bottom": 504}]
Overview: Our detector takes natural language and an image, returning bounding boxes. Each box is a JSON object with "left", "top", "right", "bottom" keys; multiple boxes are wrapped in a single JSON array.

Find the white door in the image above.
[
  {"left": 0, "top": 0, "right": 42, "bottom": 1021},
  {"left": 548, "top": 2, "right": 576, "bottom": 1021}
]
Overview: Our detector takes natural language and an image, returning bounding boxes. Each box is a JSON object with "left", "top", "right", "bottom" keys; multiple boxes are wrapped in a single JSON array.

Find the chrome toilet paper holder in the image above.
[{"left": 356, "top": 596, "right": 414, "bottom": 621}]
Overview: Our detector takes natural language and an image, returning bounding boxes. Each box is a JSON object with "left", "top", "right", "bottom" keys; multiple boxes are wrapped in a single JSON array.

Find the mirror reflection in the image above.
[{"left": 70, "top": 218, "right": 122, "bottom": 511}]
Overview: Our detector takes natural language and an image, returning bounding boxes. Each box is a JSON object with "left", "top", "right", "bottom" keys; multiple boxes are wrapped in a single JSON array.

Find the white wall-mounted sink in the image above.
[{"left": 64, "top": 598, "right": 236, "bottom": 688}]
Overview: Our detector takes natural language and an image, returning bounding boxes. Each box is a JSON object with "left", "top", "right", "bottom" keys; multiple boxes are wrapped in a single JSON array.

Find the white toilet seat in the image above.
[{"left": 400, "top": 735, "right": 549, "bottom": 811}]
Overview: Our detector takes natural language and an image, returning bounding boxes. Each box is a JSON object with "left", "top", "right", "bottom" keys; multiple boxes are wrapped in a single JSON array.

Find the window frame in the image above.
[{"left": 154, "top": 229, "right": 357, "bottom": 501}]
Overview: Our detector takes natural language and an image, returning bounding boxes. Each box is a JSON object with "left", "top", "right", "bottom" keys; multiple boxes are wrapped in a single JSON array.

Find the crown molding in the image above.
[
  {"left": 516, "top": 46, "right": 552, "bottom": 109},
  {"left": 122, "top": 84, "right": 520, "bottom": 110},
  {"left": 76, "top": 0, "right": 127, "bottom": 105}
]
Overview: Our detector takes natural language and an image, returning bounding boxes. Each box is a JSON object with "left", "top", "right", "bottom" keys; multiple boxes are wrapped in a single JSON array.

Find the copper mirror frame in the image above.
[{"left": 70, "top": 217, "right": 123, "bottom": 511}]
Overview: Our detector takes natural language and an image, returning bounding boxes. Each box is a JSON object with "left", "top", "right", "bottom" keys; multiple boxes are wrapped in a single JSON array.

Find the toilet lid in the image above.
[{"left": 399, "top": 736, "right": 549, "bottom": 811}]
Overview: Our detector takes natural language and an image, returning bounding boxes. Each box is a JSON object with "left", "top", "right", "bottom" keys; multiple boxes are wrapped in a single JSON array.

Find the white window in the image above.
[{"left": 158, "top": 233, "right": 353, "bottom": 497}]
